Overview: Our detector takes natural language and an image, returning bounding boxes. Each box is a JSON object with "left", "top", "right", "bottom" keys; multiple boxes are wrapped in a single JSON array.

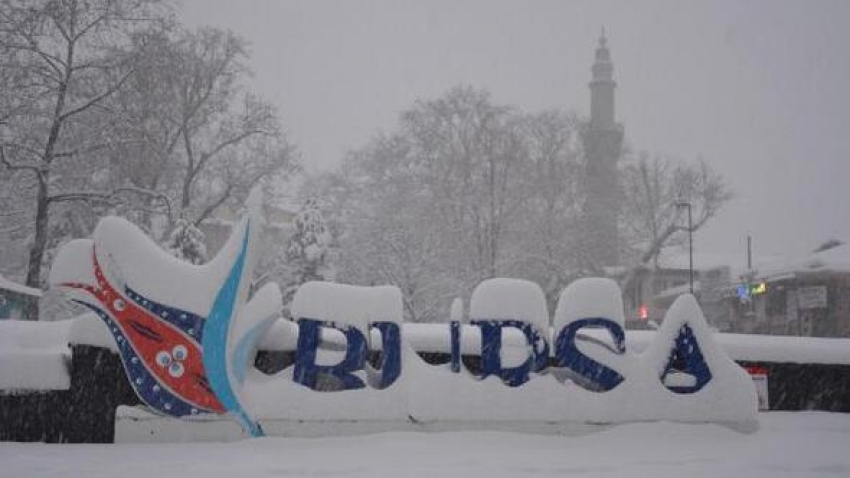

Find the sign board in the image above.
[
  {"left": 43, "top": 192, "right": 759, "bottom": 437},
  {"left": 798, "top": 286, "right": 827, "bottom": 310},
  {"left": 746, "top": 366, "right": 770, "bottom": 411}
]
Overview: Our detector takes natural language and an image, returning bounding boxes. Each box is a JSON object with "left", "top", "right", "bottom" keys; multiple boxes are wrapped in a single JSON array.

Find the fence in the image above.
[{"left": 3, "top": 341, "right": 850, "bottom": 443}]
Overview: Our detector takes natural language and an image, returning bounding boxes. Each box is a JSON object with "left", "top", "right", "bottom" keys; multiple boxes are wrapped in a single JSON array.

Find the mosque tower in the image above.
[{"left": 581, "top": 29, "right": 624, "bottom": 270}]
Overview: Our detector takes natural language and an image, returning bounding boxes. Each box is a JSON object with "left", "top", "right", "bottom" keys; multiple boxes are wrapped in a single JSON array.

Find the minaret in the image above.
[
  {"left": 590, "top": 29, "right": 617, "bottom": 130},
  {"left": 581, "top": 30, "right": 624, "bottom": 270}
]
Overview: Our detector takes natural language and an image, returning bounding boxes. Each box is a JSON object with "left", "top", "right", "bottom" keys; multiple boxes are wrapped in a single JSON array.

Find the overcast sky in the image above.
[{"left": 179, "top": 0, "right": 850, "bottom": 264}]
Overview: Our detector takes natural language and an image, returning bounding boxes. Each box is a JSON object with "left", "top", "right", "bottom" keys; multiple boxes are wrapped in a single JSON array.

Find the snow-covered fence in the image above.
[
  {"left": 0, "top": 320, "right": 69, "bottom": 442},
  {"left": 2, "top": 315, "right": 850, "bottom": 442},
  {"left": 251, "top": 324, "right": 850, "bottom": 414},
  {"left": 0, "top": 319, "right": 135, "bottom": 442}
]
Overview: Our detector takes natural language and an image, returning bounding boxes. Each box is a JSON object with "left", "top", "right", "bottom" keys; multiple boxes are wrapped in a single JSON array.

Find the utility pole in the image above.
[{"left": 676, "top": 201, "right": 694, "bottom": 294}]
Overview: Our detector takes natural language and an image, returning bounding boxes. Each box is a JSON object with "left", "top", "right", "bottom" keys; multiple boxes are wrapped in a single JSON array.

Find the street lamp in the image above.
[{"left": 675, "top": 201, "right": 694, "bottom": 294}]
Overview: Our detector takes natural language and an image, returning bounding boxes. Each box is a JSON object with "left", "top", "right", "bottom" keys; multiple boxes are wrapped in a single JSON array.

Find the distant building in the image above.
[
  {"left": 581, "top": 31, "right": 624, "bottom": 270},
  {"left": 0, "top": 275, "right": 42, "bottom": 320},
  {"left": 623, "top": 251, "right": 771, "bottom": 330},
  {"left": 625, "top": 244, "right": 850, "bottom": 338},
  {"left": 727, "top": 243, "right": 850, "bottom": 338},
  {"left": 624, "top": 265, "right": 694, "bottom": 328}
]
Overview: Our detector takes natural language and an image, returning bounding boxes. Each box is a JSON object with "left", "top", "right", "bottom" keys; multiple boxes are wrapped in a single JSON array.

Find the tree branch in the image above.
[
  {"left": 47, "top": 186, "right": 172, "bottom": 219},
  {"left": 0, "top": 146, "right": 43, "bottom": 178},
  {"left": 197, "top": 128, "right": 270, "bottom": 171},
  {"left": 193, "top": 184, "right": 233, "bottom": 226},
  {"left": 1, "top": 141, "right": 45, "bottom": 160},
  {"left": 73, "top": 8, "right": 112, "bottom": 42},
  {"left": 3, "top": 41, "right": 67, "bottom": 78},
  {"left": 52, "top": 142, "right": 110, "bottom": 160},
  {"left": 58, "top": 69, "right": 135, "bottom": 122}
]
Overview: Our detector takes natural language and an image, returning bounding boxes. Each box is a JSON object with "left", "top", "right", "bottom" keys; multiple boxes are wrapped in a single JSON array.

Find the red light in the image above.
[
  {"left": 639, "top": 305, "right": 648, "bottom": 320},
  {"left": 746, "top": 366, "right": 768, "bottom": 376}
]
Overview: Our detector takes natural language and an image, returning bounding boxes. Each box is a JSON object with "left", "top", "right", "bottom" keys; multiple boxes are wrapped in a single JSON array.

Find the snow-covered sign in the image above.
[
  {"left": 797, "top": 286, "right": 827, "bottom": 310},
  {"left": 46, "top": 192, "right": 758, "bottom": 438},
  {"left": 746, "top": 366, "right": 770, "bottom": 411}
]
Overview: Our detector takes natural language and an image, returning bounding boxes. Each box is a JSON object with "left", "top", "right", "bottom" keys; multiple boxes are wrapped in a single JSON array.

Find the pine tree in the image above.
[
  {"left": 166, "top": 219, "right": 208, "bottom": 265},
  {"left": 282, "top": 198, "right": 331, "bottom": 305}
]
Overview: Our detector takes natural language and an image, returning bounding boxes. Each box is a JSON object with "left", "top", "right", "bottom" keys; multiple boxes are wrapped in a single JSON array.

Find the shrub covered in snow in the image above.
[
  {"left": 281, "top": 198, "right": 333, "bottom": 306},
  {"left": 166, "top": 219, "right": 208, "bottom": 265}
]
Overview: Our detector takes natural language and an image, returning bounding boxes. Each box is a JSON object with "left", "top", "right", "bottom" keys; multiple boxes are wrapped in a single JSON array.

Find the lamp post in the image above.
[{"left": 675, "top": 201, "right": 694, "bottom": 294}]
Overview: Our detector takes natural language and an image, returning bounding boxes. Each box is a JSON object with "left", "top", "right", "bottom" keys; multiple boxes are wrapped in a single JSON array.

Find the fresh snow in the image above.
[
  {"left": 611, "top": 330, "right": 850, "bottom": 366},
  {"left": 2, "top": 412, "right": 849, "bottom": 478},
  {"left": 0, "top": 320, "right": 70, "bottom": 391},
  {"left": 290, "top": 281, "right": 403, "bottom": 335},
  {"left": 0, "top": 275, "right": 43, "bottom": 297},
  {"left": 555, "top": 277, "right": 626, "bottom": 328},
  {"left": 757, "top": 241, "right": 850, "bottom": 278},
  {"left": 714, "top": 333, "right": 850, "bottom": 365},
  {"left": 49, "top": 214, "right": 254, "bottom": 319},
  {"left": 470, "top": 278, "right": 549, "bottom": 332}
]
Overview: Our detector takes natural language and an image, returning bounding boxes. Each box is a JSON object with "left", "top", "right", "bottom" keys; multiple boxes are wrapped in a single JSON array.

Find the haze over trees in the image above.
[
  {"left": 0, "top": 0, "right": 297, "bottom": 319},
  {"left": 1, "top": 2, "right": 729, "bottom": 323},
  {"left": 315, "top": 86, "right": 730, "bottom": 321}
]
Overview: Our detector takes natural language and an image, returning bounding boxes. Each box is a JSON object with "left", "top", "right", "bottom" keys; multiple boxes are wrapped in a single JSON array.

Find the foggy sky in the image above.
[{"left": 179, "top": 0, "right": 850, "bottom": 264}]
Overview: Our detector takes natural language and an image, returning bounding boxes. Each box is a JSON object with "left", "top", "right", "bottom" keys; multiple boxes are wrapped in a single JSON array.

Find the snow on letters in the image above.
[{"left": 47, "top": 192, "right": 758, "bottom": 437}]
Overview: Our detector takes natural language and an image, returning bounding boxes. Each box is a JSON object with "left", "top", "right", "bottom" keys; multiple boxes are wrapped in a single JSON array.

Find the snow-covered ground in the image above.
[{"left": 2, "top": 412, "right": 848, "bottom": 477}]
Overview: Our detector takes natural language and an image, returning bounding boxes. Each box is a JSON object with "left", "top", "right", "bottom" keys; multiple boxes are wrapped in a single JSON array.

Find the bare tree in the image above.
[
  {"left": 318, "top": 87, "right": 732, "bottom": 322},
  {"left": 1, "top": 2, "right": 297, "bottom": 319},
  {"left": 620, "top": 153, "right": 732, "bottom": 267},
  {"left": 506, "top": 110, "right": 584, "bottom": 308},
  {"left": 398, "top": 86, "right": 530, "bottom": 280},
  {"left": 111, "top": 24, "right": 297, "bottom": 231},
  {"left": 330, "top": 146, "right": 462, "bottom": 322},
  {"left": 0, "top": 0, "right": 167, "bottom": 319},
  {"left": 320, "top": 87, "right": 539, "bottom": 321}
]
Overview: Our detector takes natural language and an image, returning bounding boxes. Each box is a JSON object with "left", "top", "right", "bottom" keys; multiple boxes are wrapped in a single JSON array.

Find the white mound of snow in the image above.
[
  {"left": 290, "top": 281, "right": 403, "bottom": 333},
  {"left": 554, "top": 277, "right": 625, "bottom": 329},
  {"left": 0, "top": 319, "right": 72, "bottom": 390},
  {"left": 7, "top": 412, "right": 848, "bottom": 477},
  {"left": 470, "top": 278, "right": 549, "bottom": 333}
]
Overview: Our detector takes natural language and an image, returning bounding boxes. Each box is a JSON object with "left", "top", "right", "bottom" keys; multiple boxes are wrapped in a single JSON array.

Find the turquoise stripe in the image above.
[{"left": 202, "top": 222, "right": 263, "bottom": 437}]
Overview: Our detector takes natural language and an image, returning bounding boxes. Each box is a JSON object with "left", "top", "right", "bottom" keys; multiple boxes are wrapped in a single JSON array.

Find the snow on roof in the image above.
[
  {"left": 655, "top": 250, "right": 781, "bottom": 275},
  {"left": 756, "top": 242, "right": 850, "bottom": 280},
  {"left": 653, "top": 243, "right": 850, "bottom": 297},
  {"left": 653, "top": 243, "right": 850, "bottom": 283},
  {"left": 0, "top": 275, "right": 43, "bottom": 297}
]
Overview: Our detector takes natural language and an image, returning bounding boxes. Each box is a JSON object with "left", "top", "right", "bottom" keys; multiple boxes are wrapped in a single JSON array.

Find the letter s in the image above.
[{"left": 553, "top": 317, "right": 625, "bottom": 392}]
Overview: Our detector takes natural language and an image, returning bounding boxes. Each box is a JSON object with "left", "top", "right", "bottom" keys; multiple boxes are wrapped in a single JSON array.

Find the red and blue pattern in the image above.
[{"left": 63, "top": 246, "right": 225, "bottom": 417}]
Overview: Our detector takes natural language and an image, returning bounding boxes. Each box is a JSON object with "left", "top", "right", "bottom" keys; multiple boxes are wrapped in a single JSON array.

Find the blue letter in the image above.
[
  {"left": 471, "top": 320, "right": 550, "bottom": 387},
  {"left": 450, "top": 320, "right": 462, "bottom": 373},
  {"left": 293, "top": 319, "right": 367, "bottom": 391},
  {"left": 367, "top": 321, "right": 402, "bottom": 389},
  {"left": 661, "top": 323, "right": 712, "bottom": 394},
  {"left": 554, "top": 317, "right": 625, "bottom": 392}
]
